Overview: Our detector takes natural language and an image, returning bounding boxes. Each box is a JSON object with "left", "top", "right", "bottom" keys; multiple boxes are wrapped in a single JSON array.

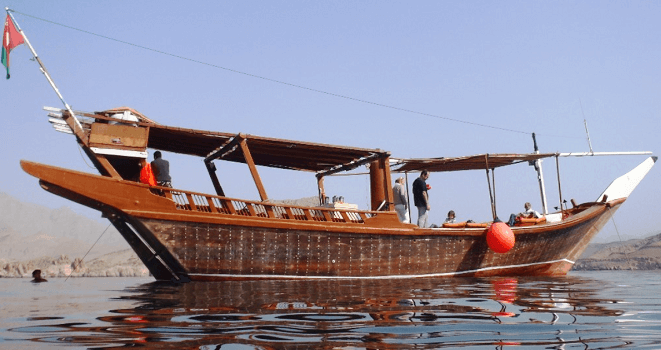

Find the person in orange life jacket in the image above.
[{"left": 139, "top": 158, "right": 156, "bottom": 186}]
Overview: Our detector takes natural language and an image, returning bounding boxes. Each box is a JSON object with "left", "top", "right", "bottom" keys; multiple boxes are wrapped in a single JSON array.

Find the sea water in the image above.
[{"left": 1, "top": 271, "right": 661, "bottom": 349}]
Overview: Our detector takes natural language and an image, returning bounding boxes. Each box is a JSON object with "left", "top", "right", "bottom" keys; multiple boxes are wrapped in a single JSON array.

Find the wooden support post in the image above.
[
  {"left": 223, "top": 199, "right": 237, "bottom": 214},
  {"left": 80, "top": 144, "right": 122, "bottom": 179},
  {"left": 246, "top": 203, "right": 257, "bottom": 216},
  {"left": 381, "top": 156, "right": 394, "bottom": 211},
  {"left": 284, "top": 207, "right": 295, "bottom": 220},
  {"left": 185, "top": 193, "right": 197, "bottom": 211},
  {"left": 555, "top": 155, "right": 564, "bottom": 211},
  {"left": 317, "top": 176, "right": 326, "bottom": 205},
  {"left": 321, "top": 210, "right": 333, "bottom": 222},
  {"left": 239, "top": 138, "right": 268, "bottom": 201},
  {"left": 369, "top": 159, "right": 386, "bottom": 211},
  {"left": 205, "top": 160, "right": 225, "bottom": 196},
  {"left": 206, "top": 197, "right": 217, "bottom": 213},
  {"left": 264, "top": 204, "right": 276, "bottom": 218}
]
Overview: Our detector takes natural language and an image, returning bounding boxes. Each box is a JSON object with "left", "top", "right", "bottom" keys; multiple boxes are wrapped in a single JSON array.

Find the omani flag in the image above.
[{"left": 2, "top": 14, "right": 25, "bottom": 79}]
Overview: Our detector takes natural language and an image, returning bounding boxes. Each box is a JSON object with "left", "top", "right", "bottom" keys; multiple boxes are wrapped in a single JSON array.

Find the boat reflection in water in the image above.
[{"left": 29, "top": 275, "right": 639, "bottom": 349}]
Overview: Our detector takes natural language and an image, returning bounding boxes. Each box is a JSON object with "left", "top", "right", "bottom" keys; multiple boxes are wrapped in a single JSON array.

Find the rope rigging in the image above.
[{"left": 12, "top": 9, "right": 579, "bottom": 138}]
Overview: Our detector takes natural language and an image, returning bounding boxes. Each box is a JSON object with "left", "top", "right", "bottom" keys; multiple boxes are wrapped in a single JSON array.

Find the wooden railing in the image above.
[{"left": 161, "top": 188, "right": 375, "bottom": 224}]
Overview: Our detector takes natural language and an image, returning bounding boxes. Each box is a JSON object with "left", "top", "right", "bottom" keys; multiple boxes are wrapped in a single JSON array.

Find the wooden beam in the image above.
[
  {"left": 316, "top": 152, "right": 386, "bottom": 178},
  {"left": 239, "top": 138, "right": 269, "bottom": 201},
  {"left": 79, "top": 143, "right": 122, "bottom": 179},
  {"left": 62, "top": 110, "right": 89, "bottom": 147},
  {"left": 60, "top": 110, "right": 122, "bottom": 179},
  {"left": 96, "top": 155, "right": 122, "bottom": 179},
  {"left": 204, "top": 160, "right": 225, "bottom": 196},
  {"left": 205, "top": 133, "right": 244, "bottom": 162}
]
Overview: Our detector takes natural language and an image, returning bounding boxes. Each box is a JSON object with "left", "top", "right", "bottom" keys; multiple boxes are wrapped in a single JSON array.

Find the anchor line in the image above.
[
  {"left": 8, "top": 9, "right": 582, "bottom": 138},
  {"left": 65, "top": 223, "right": 112, "bottom": 281}
]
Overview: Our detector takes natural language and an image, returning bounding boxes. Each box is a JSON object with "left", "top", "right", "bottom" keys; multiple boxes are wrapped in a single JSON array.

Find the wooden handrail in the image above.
[{"left": 161, "top": 187, "right": 378, "bottom": 224}]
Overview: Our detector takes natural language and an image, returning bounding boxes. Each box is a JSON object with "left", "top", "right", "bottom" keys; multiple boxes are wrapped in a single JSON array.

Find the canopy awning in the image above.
[
  {"left": 392, "top": 153, "right": 558, "bottom": 173},
  {"left": 83, "top": 108, "right": 389, "bottom": 173},
  {"left": 145, "top": 124, "right": 388, "bottom": 172}
]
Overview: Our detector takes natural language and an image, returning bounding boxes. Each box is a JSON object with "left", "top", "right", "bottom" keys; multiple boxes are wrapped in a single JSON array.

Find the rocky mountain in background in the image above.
[
  {"left": 0, "top": 191, "right": 134, "bottom": 277},
  {"left": 1, "top": 250, "right": 148, "bottom": 278},
  {"left": 574, "top": 232, "right": 661, "bottom": 271},
  {"left": 0, "top": 194, "right": 322, "bottom": 278},
  {"left": 0, "top": 191, "right": 128, "bottom": 251}
]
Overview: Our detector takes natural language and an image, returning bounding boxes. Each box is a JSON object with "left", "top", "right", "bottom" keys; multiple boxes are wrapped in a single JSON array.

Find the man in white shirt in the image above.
[{"left": 393, "top": 177, "right": 410, "bottom": 223}]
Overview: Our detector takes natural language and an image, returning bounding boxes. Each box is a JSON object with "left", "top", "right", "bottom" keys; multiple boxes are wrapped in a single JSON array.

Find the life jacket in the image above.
[{"left": 140, "top": 163, "right": 156, "bottom": 186}]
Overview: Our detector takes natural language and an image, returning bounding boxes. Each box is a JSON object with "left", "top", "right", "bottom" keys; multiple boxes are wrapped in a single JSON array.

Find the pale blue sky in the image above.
[{"left": 2, "top": 1, "right": 659, "bottom": 243}]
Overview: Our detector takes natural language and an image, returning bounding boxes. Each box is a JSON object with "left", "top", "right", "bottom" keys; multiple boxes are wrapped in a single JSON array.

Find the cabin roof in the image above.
[
  {"left": 54, "top": 108, "right": 556, "bottom": 174},
  {"left": 68, "top": 107, "right": 389, "bottom": 173},
  {"left": 392, "top": 153, "right": 557, "bottom": 172},
  {"left": 145, "top": 123, "right": 389, "bottom": 173}
]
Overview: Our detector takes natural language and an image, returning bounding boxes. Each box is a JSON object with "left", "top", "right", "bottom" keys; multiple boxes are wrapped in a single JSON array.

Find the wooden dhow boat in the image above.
[
  {"left": 21, "top": 106, "right": 656, "bottom": 282},
  {"left": 7, "top": 8, "right": 655, "bottom": 282}
]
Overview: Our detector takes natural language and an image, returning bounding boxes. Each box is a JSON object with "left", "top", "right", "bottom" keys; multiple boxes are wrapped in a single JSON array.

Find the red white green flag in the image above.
[{"left": 2, "top": 14, "right": 25, "bottom": 79}]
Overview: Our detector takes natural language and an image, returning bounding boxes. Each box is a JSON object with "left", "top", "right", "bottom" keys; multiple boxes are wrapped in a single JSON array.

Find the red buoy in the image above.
[{"left": 487, "top": 220, "right": 515, "bottom": 253}]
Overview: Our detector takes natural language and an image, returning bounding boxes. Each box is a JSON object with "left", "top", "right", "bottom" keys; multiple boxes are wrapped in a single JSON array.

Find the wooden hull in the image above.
[
  {"left": 138, "top": 217, "right": 591, "bottom": 280},
  {"left": 21, "top": 160, "right": 620, "bottom": 281}
]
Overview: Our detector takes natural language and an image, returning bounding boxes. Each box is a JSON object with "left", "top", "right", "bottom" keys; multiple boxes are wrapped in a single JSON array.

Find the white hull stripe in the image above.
[{"left": 189, "top": 258, "right": 575, "bottom": 280}]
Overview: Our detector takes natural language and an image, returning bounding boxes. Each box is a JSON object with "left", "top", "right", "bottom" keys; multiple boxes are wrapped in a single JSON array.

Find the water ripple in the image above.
[{"left": 2, "top": 271, "right": 661, "bottom": 348}]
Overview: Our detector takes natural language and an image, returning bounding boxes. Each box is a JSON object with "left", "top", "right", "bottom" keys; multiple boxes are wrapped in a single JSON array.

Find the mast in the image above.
[
  {"left": 5, "top": 8, "right": 120, "bottom": 178},
  {"left": 532, "top": 133, "right": 549, "bottom": 215}
]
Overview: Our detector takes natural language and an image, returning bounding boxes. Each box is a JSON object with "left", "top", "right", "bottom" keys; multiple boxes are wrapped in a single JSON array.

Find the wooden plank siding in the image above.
[{"left": 137, "top": 206, "right": 611, "bottom": 280}]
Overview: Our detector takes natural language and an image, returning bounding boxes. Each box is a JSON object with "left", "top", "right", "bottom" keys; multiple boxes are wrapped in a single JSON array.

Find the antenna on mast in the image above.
[{"left": 579, "top": 98, "right": 594, "bottom": 154}]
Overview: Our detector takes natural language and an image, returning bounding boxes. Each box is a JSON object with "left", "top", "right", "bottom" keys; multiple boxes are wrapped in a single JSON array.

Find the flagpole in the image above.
[
  {"left": 5, "top": 8, "right": 85, "bottom": 140},
  {"left": 5, "top": 8, "right": 121, "bottom": 179}
]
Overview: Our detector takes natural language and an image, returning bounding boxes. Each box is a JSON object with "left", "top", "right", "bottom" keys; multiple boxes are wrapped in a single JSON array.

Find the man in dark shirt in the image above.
[
  {"left": 151, "top": 151, "right": 172, "bottom": 188},
  {"left": 412, "top": 170, "right": 430, "bottom": 227}
]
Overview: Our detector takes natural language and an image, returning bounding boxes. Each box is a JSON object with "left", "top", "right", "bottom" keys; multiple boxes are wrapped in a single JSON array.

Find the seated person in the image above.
[
  {"left": 441, "top": 210, "right": 476, "bottom": 227},
  {"left": 508, "top": 202, "right": 541, "bottom": 226},
  {"left": 139, "top": 159, "right": 156, "bottom": 186},
  {"left": 444, "top": 210, "right": 456, "bottom": 224}
]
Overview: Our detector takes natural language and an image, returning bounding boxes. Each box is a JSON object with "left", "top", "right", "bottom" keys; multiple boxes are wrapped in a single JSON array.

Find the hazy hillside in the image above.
[
  {"left": 0, "top": 194, "right": 321, "bottom": 278},
  {"left": 574, "top": 232, "right": 661, "bottom": 271},
  {"left": 0, "top": 191, "right": 129, "bottom": 262}
]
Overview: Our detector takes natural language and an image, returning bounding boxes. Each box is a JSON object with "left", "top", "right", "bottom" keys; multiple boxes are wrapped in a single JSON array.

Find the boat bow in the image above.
[{"left": 597, "top": 156, "right": 657, "bottom": 202}]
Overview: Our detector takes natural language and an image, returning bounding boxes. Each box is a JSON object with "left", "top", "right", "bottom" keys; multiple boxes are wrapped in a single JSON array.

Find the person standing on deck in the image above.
[
  {"left": 151, "top": 151, "right": 172, "bottom": 188},
  {"left": 393, "top": 177, "right": 409, "bottom": 223},
  {"left": 412, "top": 170, "right": 430, "bottom": 227}
]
